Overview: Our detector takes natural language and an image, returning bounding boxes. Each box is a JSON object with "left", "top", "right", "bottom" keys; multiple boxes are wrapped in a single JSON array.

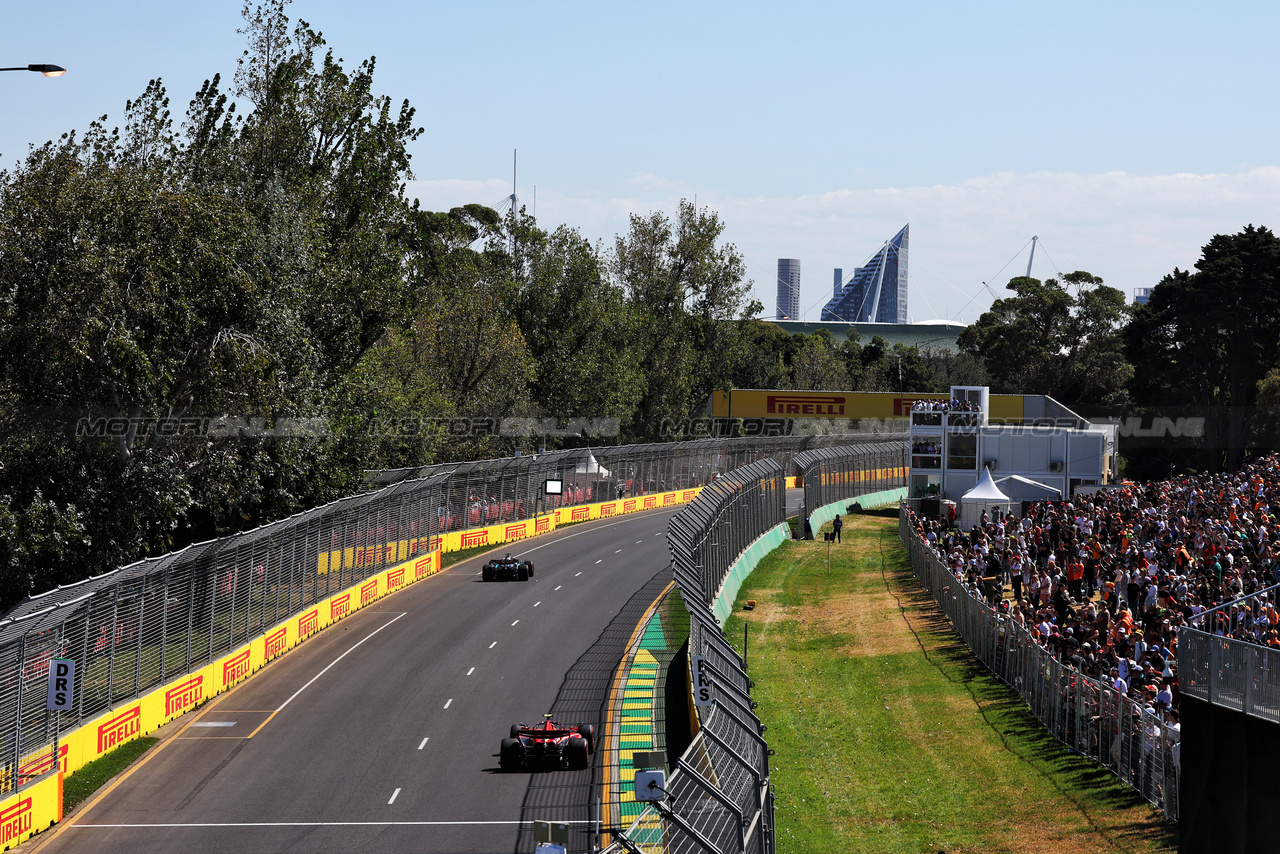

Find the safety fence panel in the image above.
[
  {"left": 899, "top": 504, "right": 1180, "bottom": 820},
  {"left": 0, "top": 474, "right": 448, "bottom": 805},
  {"left": 794, "top": 440, "right": 908, "bottom": 525}
]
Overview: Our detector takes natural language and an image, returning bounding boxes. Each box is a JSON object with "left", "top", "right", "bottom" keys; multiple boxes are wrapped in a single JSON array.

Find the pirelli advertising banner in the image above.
[
  {"left": 551, "top": 487, "right": 701, "bottom": 529},
  {"left": 15, "top": 545, "right": 444, "bottom": 826},
  {"left": 441, "top": 513, "right": 556, "bottom": 554},
  {"left": 0, "top": 769, "right": 61, "bottom": 848},
  {"left": 709, "top": 389, "right": 1026, "bottom": 422}
]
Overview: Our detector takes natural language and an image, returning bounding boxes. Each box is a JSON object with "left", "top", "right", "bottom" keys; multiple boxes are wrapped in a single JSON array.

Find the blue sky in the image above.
[{"left": 5, "top": 1, "right": 1278, "bottom": 322}]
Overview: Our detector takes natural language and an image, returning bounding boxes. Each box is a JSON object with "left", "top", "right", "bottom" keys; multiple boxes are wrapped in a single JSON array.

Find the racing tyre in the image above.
[
  {"left": 510, "top": 723, "right": 522, "bottom": 739},
  {"left": 500, "top": 738, "right": 524, "bottom": 771},
  {"left": 567, "top": 736, "right": 590, "bottom": 770},
  {"left": 578, "top": 723, "right": 596, "bottom": 753},
  {"left": 517, "top": 564, "right": 529, "bottom": 581},
  {"left": 482, "top": 563, "right": 494, "bottom": 582},
  {"left": 523, "top": 561, "right": 535, "bottom": 578}
]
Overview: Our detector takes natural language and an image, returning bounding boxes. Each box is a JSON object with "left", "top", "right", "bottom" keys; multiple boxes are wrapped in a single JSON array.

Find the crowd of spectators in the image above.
[
  {"left": 911, "top": 398, "right": 982, "bottom": 412},
  {"left": 908, "top": 452, "right": 1280, "bottom": 750}
]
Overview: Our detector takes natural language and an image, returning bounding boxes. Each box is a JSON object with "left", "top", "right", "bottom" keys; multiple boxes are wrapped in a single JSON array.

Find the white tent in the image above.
[
  {"left": 958, "top": 467, "right": 1017, "bottom": 530},
  {"left": 573, "top": 452, "right": 611, "bottom": 478},
  {"left": 994, "top": 474, "right": 1062, "bottom": 500}
]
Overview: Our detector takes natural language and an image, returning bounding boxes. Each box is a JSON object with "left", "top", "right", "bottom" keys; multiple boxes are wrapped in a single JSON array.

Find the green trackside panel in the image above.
[
  {"left": 712, "top": 522, "right": 791, "bottom": 625},
  {"left": 806, "top": 487, "right": 907, "bottom": 536}
]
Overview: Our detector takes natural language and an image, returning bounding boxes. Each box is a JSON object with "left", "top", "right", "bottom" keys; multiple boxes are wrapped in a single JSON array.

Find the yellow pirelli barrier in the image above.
[
  {"left": 551, "top": 487, "right": 701, "bottom": 529},
  {"left": 0, "top": 770, "right": 60, "bottom": 848},
  {"left": 9, "top": 546, "right": 444, "bottom": 836},
  {"left": 441, "top": 513, "right": 556, "bottom": 553}
]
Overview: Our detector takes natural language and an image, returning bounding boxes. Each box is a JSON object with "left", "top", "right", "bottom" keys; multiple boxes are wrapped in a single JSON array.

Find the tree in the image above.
[
  {"left": 612, "top": 200, "right": 759, "bottom": 438},
  {"left": 1126, "top": 225, "right": 1280, "bottom": 470},
  {"left": 958, "top": 271, "right": 1131, "bottom": 405}
]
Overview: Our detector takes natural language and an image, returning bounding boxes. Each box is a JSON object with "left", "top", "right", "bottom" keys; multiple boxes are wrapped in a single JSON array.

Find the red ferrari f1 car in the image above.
[{"left": 500, "top": 715, "right": 595, "bottom": 771}]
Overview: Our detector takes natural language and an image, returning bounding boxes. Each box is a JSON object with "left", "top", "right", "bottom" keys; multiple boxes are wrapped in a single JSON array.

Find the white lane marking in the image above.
[
  {"left": 554, "top": 585, "right": 561, "bottom": 591},
  {"left": 271, "top": 613, "right": 407, "bottom": 716},
  {"left": 575, "top": 572, "right": 582, "bottom": 577},
  {"left": 614, "top": 549, "right": 622, "bottom": 553},
  {"left": 506, "top": 512, "right": 682, "bottom": 557},
  {"left": 466, "top": 667, "right": 475, "bottom": 676},
  {"left": 511, "top": 620, "right": 519, "bottom": 626},
  {"left": 388, "top": 788, "right": 401, "bottom": 805},
  {"left": 418, "top": 738, "right": 429, "bottom": 750},
  {"left": 443, "top": 698, "right": 453, "bottom": 709},
  {"left": 595, "top": 559, "right": 602, "bottom": 564},
  {"left": 636, "top": 540, "right": 643, "bottom": 544},
  {"left": 190, "top": 722, "right": 236, "bottom": 728},
  {"left": 73, "top": 821, "right": 596, "bottom": 827},
  {"left": 533, "top": 601, "right": 541, "bottom": 607},
  {"left": 489, "top": 641, "right": 497, "bottom": 648}
]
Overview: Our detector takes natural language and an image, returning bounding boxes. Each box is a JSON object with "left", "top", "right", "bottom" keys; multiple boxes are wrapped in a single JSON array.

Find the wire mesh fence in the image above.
[
  {"left": 0, "top": 473, "right": 449, "bottom": 796},
  {"left": 899, "top": 505, "right": 1181, "bottom": 820},
  {"left": 794, "top": 439, "right": 908, "bottom": 524}
]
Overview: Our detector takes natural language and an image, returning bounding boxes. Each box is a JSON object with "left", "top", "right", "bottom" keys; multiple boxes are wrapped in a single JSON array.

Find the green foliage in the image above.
[
  {"left": 64, "top": 736, "right": 159, "bottom": 812},
  {"left": 1125, "top": 224, "right": 1280, "bottom": 470},
  {"left": 958, "top": 271, "right": 1131, "bottom": 405}
]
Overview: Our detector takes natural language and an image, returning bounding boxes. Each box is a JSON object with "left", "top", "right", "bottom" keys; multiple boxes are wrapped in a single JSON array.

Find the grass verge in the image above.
[
  {"left": 63, "top": 736, "right": 159, "bottom": 813},
  {"left": 723, "top": 512, "right": 1176, "bottom": 854}
]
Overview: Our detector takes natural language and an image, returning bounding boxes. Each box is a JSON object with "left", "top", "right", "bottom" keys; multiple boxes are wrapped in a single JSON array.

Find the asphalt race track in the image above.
[{"left": 39, "top": 508, "right": 686, "bottom": 854}]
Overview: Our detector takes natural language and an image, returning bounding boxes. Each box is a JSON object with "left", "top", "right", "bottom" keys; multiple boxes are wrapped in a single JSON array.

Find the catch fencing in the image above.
[
  {"left": 611, "top": 457, "right": 782, "bottom": 854},
  {"left": 0, "top": 474, "right": 448, "bottom": 797},
  {"left": 366, "top": 434, "right": 900, "bottom": 535},
  {"left": 1179, "top": 584, "right": 1280, "bottom": 723},
  {"left": 793, "top": 440, "right": 908, "bottom": 526},
  {"left": 899, "top": 506, "right": 1181, "bottom": 819}
]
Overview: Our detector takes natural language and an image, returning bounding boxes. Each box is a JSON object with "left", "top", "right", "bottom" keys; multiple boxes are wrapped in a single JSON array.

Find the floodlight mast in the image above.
[{"left": 0, "top": 64, "right": 66, "bottom": 77}]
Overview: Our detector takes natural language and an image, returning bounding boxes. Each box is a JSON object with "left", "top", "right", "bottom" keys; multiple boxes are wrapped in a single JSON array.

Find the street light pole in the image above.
[{"left": 0, "top": 64, "right": 66, "bottom": 77}]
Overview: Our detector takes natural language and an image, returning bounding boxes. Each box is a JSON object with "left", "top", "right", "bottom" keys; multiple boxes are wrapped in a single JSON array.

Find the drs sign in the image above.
[
  {"left": 691, "top": 655, "right": 713, "bottom": 707},
  {"left": 46, "top": 659, "right": 75, "bottom": 711}
]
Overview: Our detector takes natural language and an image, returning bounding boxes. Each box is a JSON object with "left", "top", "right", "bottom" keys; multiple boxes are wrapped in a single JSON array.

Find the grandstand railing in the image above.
[
  {"left": 899, "top": 506, "right": 1181, "bottom": 820},
  {"left": 1180, "top": 584, "right": 1280, "bottom": 723}
]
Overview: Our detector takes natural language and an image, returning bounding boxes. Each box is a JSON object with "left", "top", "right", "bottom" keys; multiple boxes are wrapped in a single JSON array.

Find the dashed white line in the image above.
[
  {"left": 554, "top": 585, "right": 561, "bottom": 591},
  {"left": 615, "top": 549, "right": 622, "bottom": 553},
  {"left": 512, "top": 620, "right": 519, "bottom": 626},
  {"left": 595, "top": 559, "right": 602, "bottom": 564},
  {"left": 418, "top": 738, "right": 429, "bottom": 750},
  {"left": 636, "top": 540, "right": 643, "bottom": 544},
  {"left": 534, "top": 601, "right": 541, "bottom": 607},
  {"left": 489, "top": 641, "right": 497, "bottom": 648},
  {"left": 575, "top": 572, "right": 582, "bottom": 577},
  {"left": 466, "top": 667, "right": 475, "bottom": 676},
  {"left": 388, "top": 788, "right": 401, "bottom": 805},
  {"left": 443, "top": 698, "right": 453, "bottom": 709}
]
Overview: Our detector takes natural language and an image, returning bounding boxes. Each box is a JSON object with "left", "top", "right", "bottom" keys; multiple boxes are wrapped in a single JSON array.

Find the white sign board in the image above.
[
  {"left": 46, "top": 658, "right": 75, "bottom": 711},
  {"left": 692, "top": 655, "right": 713, "bottom": 707}
]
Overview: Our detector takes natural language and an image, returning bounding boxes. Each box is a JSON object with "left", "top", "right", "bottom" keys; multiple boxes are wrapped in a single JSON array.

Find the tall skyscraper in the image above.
[
  {"left": 822, "top": 224, "right": 909, "bottom": 323},
  {"left": 776, "top": 259, "right": 801, "bottom": 320}
]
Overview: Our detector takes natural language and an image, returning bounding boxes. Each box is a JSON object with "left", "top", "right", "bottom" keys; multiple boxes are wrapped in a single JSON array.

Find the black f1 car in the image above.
[
  {"left": 500, "top": 716, "right": 595, "bottom": 771},
  {"left": 482, "top": 553, "right": 534, "bottom": 582}
]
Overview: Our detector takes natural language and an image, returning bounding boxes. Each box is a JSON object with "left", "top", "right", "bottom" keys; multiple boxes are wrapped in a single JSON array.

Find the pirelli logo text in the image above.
[
  {"left": 414, "top": 555, "right": 435, "bottom": 579},
  {"left": 165, "top": 675, "right": 204, "bottom": 716},
  {"left": 504, "top": 523, "right": 526, "bottom": 541},
  {"left": 97, "top": 706, "right": 142, "bottom": 755},
  {"left": 331, "top": 593, "right": 351, "bottom": 621},
  {"left": 223, "top": 648, "right": 251, "bottom": 685},
  {"left": 643, "top": 496, "right": 657, "bottom": 509},
  {"left": 682, "top": 490, "right": 696, "bottom": 502},
  {"left": 600, "top": 503, "right": 617, "bottom": 517},
  {"left": 461, "top": 530, "right": 488, "bottom": 549},
  {"left": 0, "top": 798, "right": 32, "bottom": 846},
  {"left": 409, "top": 536, "right": 433, "bottom": 556},
  {"left": 265, "top": 626, "right": 288, "bottom": 660},
  {"left": 387, "top": 568, "right": 405, "bottom": 589},
  {"left": 765, "top": 394, "right": 846, "bottom": 416},
  {"left": 623, "top": 499, "right": 638, "bottom": 513},
  {"left": 570, "top": 507, "right": 589, "bottom": 522},
  {"left": 535, "top": 516, "right": 550, "bottom": 534},
  {"left": 663, "top": 493, "right": 676, "bottom": 505},
  {"left": 298, "top": 608, "right": 319, "bottom": 638},
  {"left": 18, "top": 743, "right": 67, "bottom": 778},
  {"left": 360, "top": 579, "right": 378, "bottom": 606}
]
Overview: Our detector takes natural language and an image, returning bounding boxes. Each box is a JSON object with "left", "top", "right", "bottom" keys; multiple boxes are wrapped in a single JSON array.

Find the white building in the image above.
[{"left": 908, "top": 386, "right": 1118, "bottom": 503}]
